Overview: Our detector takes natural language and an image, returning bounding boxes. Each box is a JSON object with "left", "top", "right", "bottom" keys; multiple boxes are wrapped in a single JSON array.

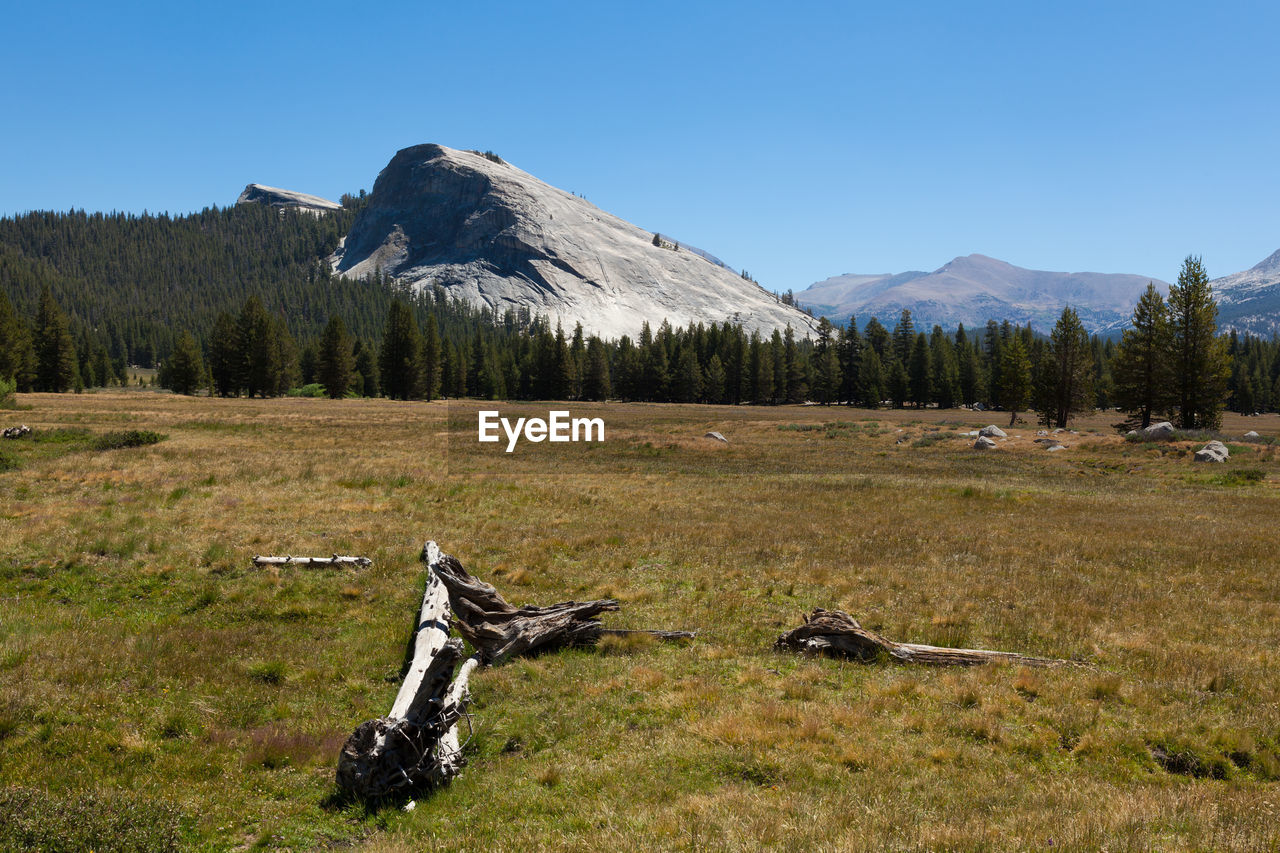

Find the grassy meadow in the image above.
[{"left": 2, "top": 391, "right": 1279, "bottom": 851}]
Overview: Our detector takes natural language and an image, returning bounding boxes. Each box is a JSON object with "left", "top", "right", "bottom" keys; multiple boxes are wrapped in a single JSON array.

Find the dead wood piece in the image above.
[
  {"left": 422, "top": 540, "right": 693, "bottom": 664},
  {"left": 2, "top": 425, "right": 30, "bottom": 439},
  {"left": 336, "top": 568, "right": 474, "bottom": 799},
  {"left": 775, "top": 608, "right": 1071, "bottom": 667},
  {"left": 252, "top": 554, "right": 371, "bottom": 568}
]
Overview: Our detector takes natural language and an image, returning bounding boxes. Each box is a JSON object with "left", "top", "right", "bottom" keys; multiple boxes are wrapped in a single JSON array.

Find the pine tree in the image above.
[
  {"left": 236, "top": 295, "right": 277, "bottom": 398},
  {"left": 33, "top": 287, "right": 78, "bottom": 392},
  {"left": 583, "top": 337, "right": 611, "bottom": 401},
  {"left": 783, "top": 325, "right": 806, "bottom": 403},
  {"left": 1168, "top": 256, "right": 1231, "bottom": 429},
  {"left": 0, "top": 290, "right": 35, "bottom": 390},
  {"left": 908, "top": 332, "right": 931, "bottom": 407},
  {"left": 1112, "top": 283, "right": 1173, "bottom": 428},
  {"left": 379, "top": 300, "right": 422, "bottom": 400},
  {"left": 159, "top": 330, "right": 206, "bottom": 395},
  {"left": 856, "top": 346, "right": 884, "bottom": 408},
  {"left": 317, "top": 315, "right": 355, "bottom": 398},
  {"left": 892, "top": 309, "right": 916, "bottom": 366},
  {"left": 353, "top": 339, "right": 379, "bottom": 397},
  {"left": 703, "top": 354, "right": 726, "bottom": 404},
  {"left": 999, "top": 335, "right": 1032, "bottom": 427},
  {"left": 209, "top": 311, "right": 241, "bottom": 397},
  {"left": 887, "top": 359, "right": 908, "bottom": 408},
  {"left": 420, "top": 314, "right": 442, "bottom": 401},
  {"left": 1038, "top": 307, "right": 1094, "bottom": 428},
  {"left": 813, "top": 317, "right": 841, "bottom": 405},
  {"left": 674, "top": 346, "right": 702, "bottom": 403}
]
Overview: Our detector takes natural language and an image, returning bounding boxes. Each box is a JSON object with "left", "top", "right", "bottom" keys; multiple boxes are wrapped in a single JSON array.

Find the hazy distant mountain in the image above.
[
  {"left": 798, "top": 254, "right": 1169, "bottom": 333},
  {"left": 334, "top": 144, "right": 816, "bottom": 339},
  {"left": 1213, "top": 249, "right": 1280, "bottom": 337},
  {"left": 236, "top": 183, "right": 341, "bottom": 214}
]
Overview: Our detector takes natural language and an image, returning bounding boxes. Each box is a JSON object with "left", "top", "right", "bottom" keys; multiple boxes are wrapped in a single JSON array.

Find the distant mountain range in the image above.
[
  {"left": 1212, "top": 249, "right": 1280, "bottom": 338},
  {"left": 797, "top": 255, "right": 1169, "bottom": 334},
  {"left": 797, "top": 251, "right": 1280, "bottom": 337}
]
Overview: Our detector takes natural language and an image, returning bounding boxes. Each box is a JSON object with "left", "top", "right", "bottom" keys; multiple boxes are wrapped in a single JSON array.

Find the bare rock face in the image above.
[
  {"left": 333, "top": 144, "right": 818, "bottom": 340},
  {"left": 979, "top": 425, "right": 1007, "bottom": 438},
  {"left": 1142, "top": 421, "right": 1176, "bottom": 440},
  {"left": 236, "top": 184, "right": 341, "bottom": 214},
  {"left": 1194, "top": 441, "right": 1229, "bottom": 463},
  {"left": 973, "top": 436, "right": 998, "bottom": 450}
]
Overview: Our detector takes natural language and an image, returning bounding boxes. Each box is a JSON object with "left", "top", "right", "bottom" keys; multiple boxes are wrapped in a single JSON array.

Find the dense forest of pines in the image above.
[{"left": 0, "top": 202, "right": 1271, "bottom": 430}]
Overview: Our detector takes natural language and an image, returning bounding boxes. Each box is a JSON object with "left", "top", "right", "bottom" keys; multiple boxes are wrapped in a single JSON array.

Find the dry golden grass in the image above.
[{"left": 2, "top": 391, "right": 1279, "bottom": 851}]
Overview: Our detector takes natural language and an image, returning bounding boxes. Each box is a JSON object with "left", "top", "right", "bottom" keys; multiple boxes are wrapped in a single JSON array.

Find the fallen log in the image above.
[
  {"left": 2, "top": 425, "right": 31, "bottom": 439},
  {"left": 335, "top": 566, "right": 477, "bottom": 799},
  {"left": 423, "top": 541, "right": 695, "bottom": 664},
  {"left": 252, "top": 554, "right": 371, "bottom": 568},
  {"left": 776, "top": 608, "right": 1072, "bottom": 667}
]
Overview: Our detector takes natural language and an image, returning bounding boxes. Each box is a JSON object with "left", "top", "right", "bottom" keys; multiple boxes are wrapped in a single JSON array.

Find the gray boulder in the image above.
[
  {"left": 1244, "top": 430, "right": 1261, "bottom": 440},
  {"left": 1194, "top": 440, "right": 1229, "bottom": 463},
  {"left": 978, "top": 425, "right": 1007, "bottom": 438},
  {"left": 1142, "top": 421, "right": 1176, "bottom": 440},
  {"left": 973, "top": 436, "right": 998, "bottom": 450},
  {"left": 1046, "top": 443, "right": 1066, "bottom": 452},
  {"left": 704, "top": 431, "right": 728, "bottom": 443}
]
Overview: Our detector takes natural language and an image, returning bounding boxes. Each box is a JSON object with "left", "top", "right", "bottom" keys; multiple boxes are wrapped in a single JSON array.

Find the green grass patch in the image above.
[
  {"left": 92, "top": 430, "right": 167, "bottom": 450},
  {"left": 0, "top": 787, "right": 185, "bottom": 852}
]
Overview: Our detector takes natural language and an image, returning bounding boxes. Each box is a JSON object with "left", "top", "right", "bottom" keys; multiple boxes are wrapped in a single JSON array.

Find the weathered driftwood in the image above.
[
  {"left": 252, "top": 554, "right": 371, "bottom": 568},
  {"left": 776, "top": 608, "right": 1070, "bottom": 667},
  {"left": 2, "top": 425, "right": 30, "bottom": 439},
  {"left": 335, "top": 567, "right": 477, "bottom": 799},
  {"left": 423, "top": 541, "right": 695, "bottom": 664}
]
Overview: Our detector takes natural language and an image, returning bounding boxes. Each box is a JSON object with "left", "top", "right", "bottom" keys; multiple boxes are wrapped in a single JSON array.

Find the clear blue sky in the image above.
[{"left": 2, "top": 1, "right": 1278, "bottom": 294}]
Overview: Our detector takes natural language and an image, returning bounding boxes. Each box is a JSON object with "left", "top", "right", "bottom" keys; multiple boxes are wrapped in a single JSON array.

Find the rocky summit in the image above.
[
  {"left": 236, "top": 184, "right": 342, "bottom": 214},
  {"left": 333, "top": 144, "right": 816, "bottom": 340}
]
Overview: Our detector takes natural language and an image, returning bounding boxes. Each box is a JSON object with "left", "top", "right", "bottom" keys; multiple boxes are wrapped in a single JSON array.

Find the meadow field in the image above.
[{"left": 1, "top": 391, "right": 1278, "bottom": 851}]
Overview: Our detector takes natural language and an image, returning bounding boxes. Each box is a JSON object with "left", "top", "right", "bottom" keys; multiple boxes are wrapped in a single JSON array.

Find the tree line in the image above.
[{"left": 0, "top": 230, "right": 1257, "bottom": 430}]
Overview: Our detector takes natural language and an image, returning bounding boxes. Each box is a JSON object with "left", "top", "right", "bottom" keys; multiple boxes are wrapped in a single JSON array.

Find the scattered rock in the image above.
[
  {"left": 1046, "top": 444, "right": 1066, "bottom": 452},
  {"left": 1036, "top": 430, "right": 1048, "bottom": 436},
  {"left": 1194, "top": 441, "right": 1229, "bottom": 463},
  {"left": 1142, "top": 421, "right": 1175, "bottom": 440},
  {"left": 1244, "top": 430, "right": 1261, "bottom": 440},
  {"left": 1052, "top": 428, "right": 1065, "bottom": 435},
  {"left": 973, "top": 436, "right": 998, "bottom": 450},
  {"left": 979, "top": 425, "right": 1007, "bottom": 438},
  {"left": 704, "top": 431, "right": 728, "bottom": 443},
  {"left": 2, "top": 425, "right": 30, "bottom": 439}
]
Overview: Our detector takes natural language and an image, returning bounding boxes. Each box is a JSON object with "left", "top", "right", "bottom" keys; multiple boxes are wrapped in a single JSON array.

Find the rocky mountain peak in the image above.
[
  {"left": 333, "top": 144, "right": 815, "bottom": 340},
  {"left": 236, "top": 184, "right": 341, "bottom": 214}
]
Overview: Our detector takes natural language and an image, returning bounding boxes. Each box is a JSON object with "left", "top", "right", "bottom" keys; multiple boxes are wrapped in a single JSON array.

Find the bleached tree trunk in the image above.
[
  {"left": 252, "top": 555, "right": 371, "bottom": 568},
  {"left": 776, "top": 608, "right": 1073, "bottom": 667},
  {"left": 336, "top": 565, "right": 474, "bottom": 799}
]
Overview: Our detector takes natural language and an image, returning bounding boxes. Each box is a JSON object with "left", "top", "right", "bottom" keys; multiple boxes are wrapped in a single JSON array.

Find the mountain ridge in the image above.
[{"left": 332, "top": 144, "right": 817, "bottom": 340}]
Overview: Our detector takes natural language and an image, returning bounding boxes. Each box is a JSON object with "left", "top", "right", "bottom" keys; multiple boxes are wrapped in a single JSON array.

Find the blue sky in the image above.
[{"left": 2, "top": 1, "right": 1278, "bottom": 293}]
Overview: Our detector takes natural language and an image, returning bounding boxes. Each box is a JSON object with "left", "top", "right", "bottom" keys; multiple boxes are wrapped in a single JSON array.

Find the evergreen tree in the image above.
[
  {"left": 864, "top": 317, "right": 891, "bottom": 360},
  {"left": 33, "top": 286, "right": 78, "bottom": 392},
  {"left": 999, "top": 335, "right": 1032, "bottom": 426},
  {"left": 703, "top": 354, "right": 727, "bottom": 404},
  {"left": 674, "top": 346, "right": 702, "bottom": 403},
  {"left": 317, "top": 315, "right": 355, "bottom": 399},
  {"left": 353, "top": 339, "right": 379, "bottom": 397},
  {"left": 783, "top": 325, "right": 806, "bottom": 403},
  {"left": 583, "top": 337, "right": 611, "bottom": 401},
  {"left": 236, "top": 295, "right": 277, "bottom": 398},
  {"left": 908, "top": 332, "right": 931, "bottom": 407},
  {"left": 159, "top": 330, "right": 206, "bottom": 395},
  {"left": 420, "top": 314, "right": 442, "bottom": 401},
  {"left": 892, "top": 309, "right": 916, "bottom": 366},
  {"left": 1168, "top": 256, "right": 1231, "bottom": 429},
  {"left": 1038, "top": 307, "right": 1094, "bottom": 428},
  {"left": 1112, "top": 283, "right": 1173, "bottom": 428},
  {"left": 208, "top": 311, "right": 241, "bottom": 397},
  {"left": 812, "top": 317, "right": 841, "bottom": 405},
  {"left": 379, "top": 300, "right": 422, "bottom": 400},
  {"left": 0, "top": 289, "right": 35, "bottom": 390},
  {"left": 856, "top": 345, "right": 884, "bottom": 408},
  {"left": 887, "top": 359, "right": 908, "bottom": 408}
]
